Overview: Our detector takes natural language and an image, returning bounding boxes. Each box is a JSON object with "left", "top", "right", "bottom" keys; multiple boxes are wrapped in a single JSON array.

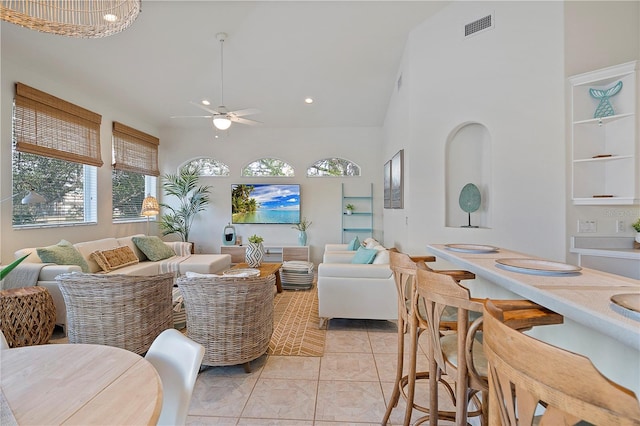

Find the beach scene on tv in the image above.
[{"left": 232, "top": 184, "right": 301, "bottom": 224}]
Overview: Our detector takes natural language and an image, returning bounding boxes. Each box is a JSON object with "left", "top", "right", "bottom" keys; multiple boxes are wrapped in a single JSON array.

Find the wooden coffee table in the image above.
[{"left": 230, "top": 262, "right": 283, "bottom": 293}]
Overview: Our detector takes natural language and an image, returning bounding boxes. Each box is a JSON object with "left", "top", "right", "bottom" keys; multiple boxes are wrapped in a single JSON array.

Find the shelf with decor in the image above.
[
  {"left": 341, "top": 183, "right": 373, "bottom": 243},
  {"left": 569, "top": 61, "right": 639, "bottom": 205},
  {"left": 220, "top": 245, "right": 309, "bottom": 264}
]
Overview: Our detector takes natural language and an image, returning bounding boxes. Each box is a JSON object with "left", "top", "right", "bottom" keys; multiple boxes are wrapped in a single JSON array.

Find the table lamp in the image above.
[{"left": 141, "top": 195, "right": 159, "bottom": 235}]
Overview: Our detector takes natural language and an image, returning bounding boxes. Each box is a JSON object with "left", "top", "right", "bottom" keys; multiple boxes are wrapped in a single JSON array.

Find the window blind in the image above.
[
  {"left": 13, "top": 82, "right": 103, "bottom": 167},
  {"left": 112, "top": 121, "right": 159, "bottom": 177}
]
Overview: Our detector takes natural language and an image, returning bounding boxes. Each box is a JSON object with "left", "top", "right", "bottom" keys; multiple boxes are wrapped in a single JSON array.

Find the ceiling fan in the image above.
[{"left": 172, "top": 32, "right": 261, "bottom": 130}]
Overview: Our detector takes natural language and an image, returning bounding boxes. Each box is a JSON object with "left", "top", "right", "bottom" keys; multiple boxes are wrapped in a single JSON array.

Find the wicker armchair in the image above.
[
  {"left": 57, "top": 272, "right": 174, "bottom": 355},
  {"left": 176, "top": 274, "right": 275, "bottom": 372}
]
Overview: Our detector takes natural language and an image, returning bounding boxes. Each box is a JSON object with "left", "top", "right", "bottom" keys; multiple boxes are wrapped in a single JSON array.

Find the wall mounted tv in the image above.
[{"left": 231, "top": 184, "right": 301, "bottom": 224}]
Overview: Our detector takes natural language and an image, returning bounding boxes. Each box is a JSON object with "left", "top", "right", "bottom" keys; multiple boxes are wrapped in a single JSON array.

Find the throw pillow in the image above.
[
  {"left": 90, "top": 246, "right": 139, "bottom": 272},
  {"left": 346, "top": 236, "right": 360, "bottom": 251},
  {"left": 372, "top": 248, "right": 390, "bottom": 264},
  {"left": 365, "top": 238, "right": 382, "bottom": 249},
  {"left": 36, "top": 240, "right": 89, "bottom": 273},
  {"left": 351, "top": 246, "right": 378, "bottom": 264},
  {"left": 132, "top": 236, "right": 175, "bottom": 262}
]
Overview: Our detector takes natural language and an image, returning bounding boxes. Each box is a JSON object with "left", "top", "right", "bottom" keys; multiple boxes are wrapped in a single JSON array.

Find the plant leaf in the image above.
[{"left": 0, "top": 254, "right": 30, "bottom": 281}]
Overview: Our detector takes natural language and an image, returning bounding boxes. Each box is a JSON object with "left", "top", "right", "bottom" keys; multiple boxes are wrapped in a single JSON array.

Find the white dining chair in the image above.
[
  {"left": 0, "top": 329, "right": 9, "bottom": 349},
  {"left": 145, "top": 328, "right": 205, "bottom": 426}
]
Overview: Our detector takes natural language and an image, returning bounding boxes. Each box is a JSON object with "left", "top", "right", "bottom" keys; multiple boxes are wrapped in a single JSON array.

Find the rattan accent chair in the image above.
[
  {"left": 176, "top": 274, "right": 275, "bottom": 373},
  {"left": 57, "top": 272, "right": 174, "bottom": 355}
]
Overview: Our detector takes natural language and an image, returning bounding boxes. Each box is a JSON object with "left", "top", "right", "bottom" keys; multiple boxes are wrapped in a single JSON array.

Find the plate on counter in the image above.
[
  {"left": 222, "top": 268, "right": 261, "bottom": 277},
  {"left": 495, "top": 258, "right": 581, "bottom": 276},
  {"left": 610, "top": 293, "right": 640, "bottom": 315},
  {"left": 445, "top": 244, "right": 499, "bottom": 254}
]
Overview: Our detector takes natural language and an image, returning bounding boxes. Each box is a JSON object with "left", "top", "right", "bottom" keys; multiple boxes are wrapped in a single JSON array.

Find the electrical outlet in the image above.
[
  {"left": 578, "top": 219, "right": 597, "bottom": 233},
  {"left": 616, "top": 220, "right": 626, "bottom": 233}
]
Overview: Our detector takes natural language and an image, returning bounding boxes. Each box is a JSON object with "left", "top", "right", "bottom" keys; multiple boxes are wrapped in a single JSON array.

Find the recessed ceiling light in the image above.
[
  {"left": 304, "top": 97, "right": 314, "bottom": 104},
  {"left": 201, "top": 99, "right": 211, "bottom": 106},
  {"left": 103, "top": 14, "right": 118, "bottom": 22}
]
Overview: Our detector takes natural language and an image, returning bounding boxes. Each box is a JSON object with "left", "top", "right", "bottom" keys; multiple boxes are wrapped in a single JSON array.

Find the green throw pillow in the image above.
[
  {"left": 346, "top": 236, "right": 360, "bottom": 251},
  {"left": 351, "top": 246, "right": 378, "bottom": 264},
  {"left": 132, "top": 236, "right": 175, "bottom": 262},
  {"left": 37, "top": 240, "right": 89, "bottom": 272}
]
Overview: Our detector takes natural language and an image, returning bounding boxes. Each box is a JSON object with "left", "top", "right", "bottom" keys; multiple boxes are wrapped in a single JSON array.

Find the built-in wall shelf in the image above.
[
  {"left": 341, "top": 183, "right": 373, "bottom": 243},
  {"left": 569, "top": 61, "right": 639, "bottom": 205}
]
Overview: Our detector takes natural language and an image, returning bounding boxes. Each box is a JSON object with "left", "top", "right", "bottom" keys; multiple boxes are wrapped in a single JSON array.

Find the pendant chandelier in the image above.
[{"left": 0, "top": 0, "right": 142, "bottom": 38}]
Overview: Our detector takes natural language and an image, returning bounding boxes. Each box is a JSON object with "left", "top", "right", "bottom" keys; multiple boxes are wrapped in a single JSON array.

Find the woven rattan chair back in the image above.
[
  {"left": 176, "top": 274, "right": 275, "bottom": 372},
  {"left": 57, "top": 272, "right": 174, "bottom": 355},
  {"left": 483, "top": 299, "right": 640, "bottom": 426}
]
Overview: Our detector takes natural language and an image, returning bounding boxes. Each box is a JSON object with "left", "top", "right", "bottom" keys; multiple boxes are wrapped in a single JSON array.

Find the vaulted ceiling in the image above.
[{"left": 1, "top": 1, "right": 448, "bottom": 130}]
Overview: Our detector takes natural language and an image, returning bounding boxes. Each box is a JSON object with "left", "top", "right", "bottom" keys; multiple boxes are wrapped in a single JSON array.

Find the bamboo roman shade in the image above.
[
  {"left": 13, "top": 82, "right": 103, "bottom": 167},
  {"left": 112, "top": 122, "right": 159, "bottom": 177}
]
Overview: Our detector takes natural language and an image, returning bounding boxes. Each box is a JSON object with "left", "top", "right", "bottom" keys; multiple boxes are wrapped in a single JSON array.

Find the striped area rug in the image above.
[{"left": 268, "top": 285, "right": 325, "bottom": 356}]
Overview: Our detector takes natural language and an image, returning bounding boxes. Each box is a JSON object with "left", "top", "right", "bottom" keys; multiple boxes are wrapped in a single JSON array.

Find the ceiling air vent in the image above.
[{"left": 465, "top": 13, "right": 494, "bottom": 37}]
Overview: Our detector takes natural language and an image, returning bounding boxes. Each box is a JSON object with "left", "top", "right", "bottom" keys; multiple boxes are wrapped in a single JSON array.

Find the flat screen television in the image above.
[{"left": 231, "top": 184, "right": 301, "bottom": 224}]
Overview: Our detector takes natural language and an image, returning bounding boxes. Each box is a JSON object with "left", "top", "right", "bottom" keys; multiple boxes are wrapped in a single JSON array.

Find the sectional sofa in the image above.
[
  {"left": 10, "top": 234, "right": 231, "bottom": 330},
  {"left": 317, "top": 239, "right": 397, "bottom": 328}
]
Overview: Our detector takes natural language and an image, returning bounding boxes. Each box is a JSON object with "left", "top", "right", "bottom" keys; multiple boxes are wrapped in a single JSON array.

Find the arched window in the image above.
[
  {"left": 242, "top": 158, "right": 294, "bottom": 177},
  {"left": 307, "top": 157, "right": 360, "bottom": 177},
  {"left": 182, "top": 158, "right": 230, "bottom": 176}
]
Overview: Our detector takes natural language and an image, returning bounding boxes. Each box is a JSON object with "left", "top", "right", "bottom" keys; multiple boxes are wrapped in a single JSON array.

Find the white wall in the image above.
[
  {"left": 383, "top": 1, "right": 567, "bottom": 261},
  {"left": 158, "top": 125, "right": 383, "bottom": 265},
  {"left": 564, "top": 1, "right": 640, "bottom": 264}
]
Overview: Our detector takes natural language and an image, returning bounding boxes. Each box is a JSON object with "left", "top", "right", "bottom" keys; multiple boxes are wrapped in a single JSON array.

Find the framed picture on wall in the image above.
[
  {"left": 384, "top": 160, "right": 391, "bottom": 208},
  {"left": 391, "top": 149, "right": 404, "bottom": 209}
]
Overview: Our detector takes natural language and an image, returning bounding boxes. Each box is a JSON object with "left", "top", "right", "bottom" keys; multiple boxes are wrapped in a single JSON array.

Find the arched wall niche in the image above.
[{"left": 445, "top": 122, "right": 492, "bottom": 228}]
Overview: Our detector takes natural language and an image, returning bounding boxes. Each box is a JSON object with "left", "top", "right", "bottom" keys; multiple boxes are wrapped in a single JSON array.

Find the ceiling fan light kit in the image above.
[
  {"left": 171, "top": 32, "right": 261, "bottom": 132},
  {"left": 213, "top": 116, "right": 232, "bottom": 130}
]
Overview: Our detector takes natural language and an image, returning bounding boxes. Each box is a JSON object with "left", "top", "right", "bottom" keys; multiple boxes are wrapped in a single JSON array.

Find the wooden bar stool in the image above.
[
  {"left": 414, "top": 268, "right": 563, "bottom": 426},
  {"left": 483, "top": 299, "right": 640, "bottom": 425},
  {"left": 382, "top": 250, "right": 475, "bottom": 425}
]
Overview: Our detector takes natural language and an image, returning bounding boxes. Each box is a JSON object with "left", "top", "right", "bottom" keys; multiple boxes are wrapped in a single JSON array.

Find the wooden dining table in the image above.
[{"left": 1, "top": 343, "right": 162, "bottom": 425}]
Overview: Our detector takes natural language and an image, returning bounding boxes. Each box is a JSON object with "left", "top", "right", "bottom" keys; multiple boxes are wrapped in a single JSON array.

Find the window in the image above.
[
  {"left": 12, "top": 150, "right": 97, "bottom": 227},
  {"left": 112, "top": 171, "right": 157, "bottom": 221},
  {"left": 183, "top": 158, "right": 230, "bottom": 176},
  {"left": 242, "top": 158, "right": 294, "bottom": 177},
  {"left": 307, "top": 157, "right": 361, "bottom": 177},
  {"left": 111, "top": 122, "right": 159, "bottom": 221},
  {"left": 12, "top": 83, "right": 101, "bottom": 227}
]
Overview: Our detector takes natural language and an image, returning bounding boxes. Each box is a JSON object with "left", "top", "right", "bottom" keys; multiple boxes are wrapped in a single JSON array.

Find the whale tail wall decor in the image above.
[{"left": 589, "top": 80, "right": 623, "bottom": 118}]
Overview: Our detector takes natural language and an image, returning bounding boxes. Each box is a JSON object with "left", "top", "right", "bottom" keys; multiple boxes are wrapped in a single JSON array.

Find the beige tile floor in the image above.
[{"left": 186, "top": 318, "right": 458, "bottom": 426}]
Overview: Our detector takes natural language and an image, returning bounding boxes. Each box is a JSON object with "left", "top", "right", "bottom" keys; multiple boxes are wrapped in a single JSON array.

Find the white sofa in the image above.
[
  {"left": 317, "top": 240, "right": 397, "bottom": 328},
  {"left": 11, "top": 235, "right": 231, "bottom": 330}
]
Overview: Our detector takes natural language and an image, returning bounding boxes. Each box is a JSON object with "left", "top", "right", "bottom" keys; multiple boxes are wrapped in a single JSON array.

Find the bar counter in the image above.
[{"left": 427, "top": 244, "right": 640, "bottom": 396}]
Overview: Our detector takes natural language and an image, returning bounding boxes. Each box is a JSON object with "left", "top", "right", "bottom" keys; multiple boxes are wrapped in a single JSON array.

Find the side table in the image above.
[
  {"left": 0, "top": 286, "right": 56, "bottom": 347},
  {"left": 230, "top": 262, "right": 283, "bottom": 293}
]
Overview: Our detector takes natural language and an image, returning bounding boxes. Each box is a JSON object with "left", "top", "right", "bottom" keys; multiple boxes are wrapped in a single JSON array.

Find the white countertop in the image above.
[{"left": 427, "top": 244, "right": 640, "bottom": 351}]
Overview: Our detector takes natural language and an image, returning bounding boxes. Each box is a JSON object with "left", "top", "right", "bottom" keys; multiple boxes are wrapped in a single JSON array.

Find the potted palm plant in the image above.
[{"left": 159, "top": 164, "right": 212, "bottom": 243}]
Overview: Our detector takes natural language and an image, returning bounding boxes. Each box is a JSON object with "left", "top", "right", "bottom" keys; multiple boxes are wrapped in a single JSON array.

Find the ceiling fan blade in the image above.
[
  {"left": 229, "top": 108, "right": 261, "bottom": 117},
  {"left": 170, "top": 115, "right": 212, "bottom": 119},
  {"left": 189, "top": 101, "right": 223, "bottom": 115},
  {"left": 230, "top": 116, "right": 262, "bottom": 126}
]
